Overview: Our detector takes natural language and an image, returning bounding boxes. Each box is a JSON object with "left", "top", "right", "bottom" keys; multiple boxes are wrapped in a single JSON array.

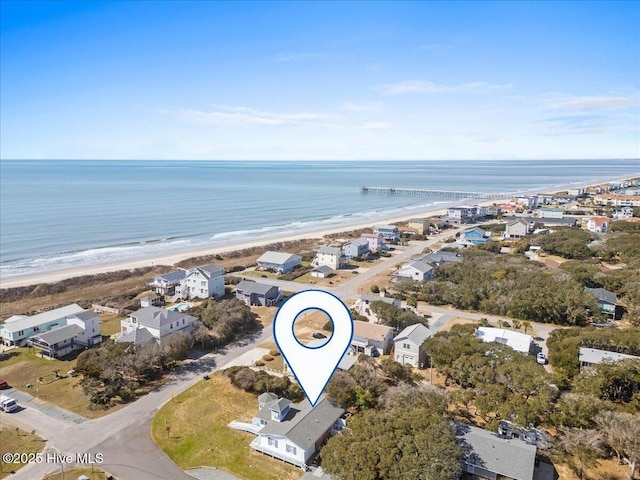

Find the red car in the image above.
[{"left": 0, "top": 379, "right": 9, "bottom": 389}]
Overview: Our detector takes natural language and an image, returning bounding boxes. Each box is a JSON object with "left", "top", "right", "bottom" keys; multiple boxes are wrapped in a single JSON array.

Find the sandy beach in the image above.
[{"left": 1, "top": 173, "right": 637, "bottom": 290}]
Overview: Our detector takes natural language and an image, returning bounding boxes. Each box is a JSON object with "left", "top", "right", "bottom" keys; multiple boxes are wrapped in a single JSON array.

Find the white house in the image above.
[
  {"left": 315, "top": 246, "right": 348, "bottom": 270},
  {"left": 118, "top": 306, "right": 197, "bottom": 345},
  {"left": 350, "top": 321, "right": 394, "bottom": 356},
  {"left": 579, "top": 347, "right": 640, "bottom": 369},
  {"left": 238, "top": 395, "right": 345, "bottom": 469},
  {"left": 395, "top": 261, "right": 433, "bottom": 282},
  {"left": 257, "top": 251, "right": 302, "bottom": 274},
  {"left": 353, "top": 295, "right": 401, "bottom": 321},
  {"left": 586, "top": 216, "right": 610, "bottom": 233},
  {"left": 1, "top": 304, "right": 96, "bottom": 347},
  {"left": 475, "top": 327, "right": 533, "bottom": 354},
  {"left": 342, "top": 238, "right": 370, "bottom": 259},
  {"left": 502, "top": 219, "right": 531, "bottom": 239},
  {"left": 26, "top": 310, "right": 102, "bottom": 358},
  {"left": 393, "top": 323, "right": 433, "bottom": 367},
  {"left": 235, "top": 281, "right": 282, "bottom": 306},
  {"left": 373, "top": 225, "right": 400, "bottom": 241},
  {"left": 360, "top": 234, "right": 385, "bottom": 252},
  {"left": 149, "top": 269, "right": 186, "bottom": 296},
  {"left": 612, "top": 207, "right": 633, "bottom": 219},
  {"left": 175, "top": 263, "right": 225, "bottom": 300}
]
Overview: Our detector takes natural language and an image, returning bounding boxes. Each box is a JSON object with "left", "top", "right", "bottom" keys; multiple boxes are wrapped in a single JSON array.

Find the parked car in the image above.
[
  {"left": 536, "top": 352, "right": 547, "bottom": 365},
  {"left": 0, "top": 379, "right": 9, "bottom": 389},
  {"left": 312, "top": 332, "right": 327, "bottom": 339}
]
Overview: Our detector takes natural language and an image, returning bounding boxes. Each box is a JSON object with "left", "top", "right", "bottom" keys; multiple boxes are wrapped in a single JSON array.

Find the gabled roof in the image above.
[
  {"left": 353, "top": 320, "right": 393, "bottom": 341},
  {"left": 30, "top": 324, "right": 83, "bottom": 345},
  {"left": 420, "top": 251, "right": 463, "bottom": 265},
  {"left": 1, "top": 304, "right": 86, "bottom": 333},
  {"left": 71, "top": 310, "right": 99, "bottom": 322},
  {"left": 318, "top": 246, "right": 342, "bottom": 256},
  {"left": 257, "top": 251, "right": 302, "bottom": 265},
  {"left": 345, "top": 238, "right": 369, "bottom": 247},
  {"left": 258, "top": 397, "right": 344, "bottom": 452},
  {"left": 403, "top": 261, "right": 433, "bottom": 273},
  {"left": 116, "top": 327, "right": 156, "bottom": 345},
  {"left": 394, "top": 323, "right": 433, "bottom": 345},
  {"left": 236, "top": 280, "right": 278, "bottom": 296},
  {"left": 508, "top": 218, "right": 529, "bottom": 227},
  {"left": 154, "top": 269, "right": 186, "bottom": 283},
  {"left": 461, "top": 227, "right": 487, "bottom": 237},
  {"left": 589, "top": 287, "right": 618, "bottom": 305},
  {"left": 311, "top": 265, "right": 333, "bottom": 274},
  {"left": 188, "top": 264, "right": 224, "bottom": 278},
  {"left": 455, "top": 423, "right": 537, "bottom": 480},
  {"left": 129, "top": 306, "right": 196, "bottom": 329},
  {"left": 475, "top": 327, "right": 532, "bottom": 353},
  {"left": 359, "top": 295, "right": 400, "bottom": 305},
  {"left": 579, "top": 347, "right": 640, "bottom": 365}
]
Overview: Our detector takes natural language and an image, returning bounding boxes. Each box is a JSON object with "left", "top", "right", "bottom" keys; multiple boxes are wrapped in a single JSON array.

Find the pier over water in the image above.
[{"left": 360, "top": 186, "right": 510, "bottom": 200}]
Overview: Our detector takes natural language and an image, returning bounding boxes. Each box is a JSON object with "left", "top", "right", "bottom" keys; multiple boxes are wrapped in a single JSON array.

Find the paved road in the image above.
[{"left": 0, "top": 226, "right": 478, "bottom": 480}]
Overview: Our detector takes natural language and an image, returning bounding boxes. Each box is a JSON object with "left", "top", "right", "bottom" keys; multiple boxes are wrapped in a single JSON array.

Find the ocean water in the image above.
[{"left": 1, "top": 159, "right": 638, "bottom": 278}]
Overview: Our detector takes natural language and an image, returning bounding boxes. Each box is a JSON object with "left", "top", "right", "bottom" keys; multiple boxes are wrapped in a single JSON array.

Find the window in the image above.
[
  {"left": 268, "top": 438, "right": 278, "bottom": 448},
  {"left": 286, "top": 444, "right": 297, "bottom": 455},
  {"left": 182, "top": 319, "right": 185, "bottom": 325},
  {"left": 170, "top": 323, "right": 173, "bottom": 329},
  {"left": 403, "top": 343, "right": 410, "bottom": 349}
]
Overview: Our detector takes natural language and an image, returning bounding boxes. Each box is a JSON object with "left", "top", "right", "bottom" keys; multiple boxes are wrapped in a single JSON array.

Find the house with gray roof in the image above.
[
  {"left": 393, "top": 323, "right": 433, "bottom": 367},
  {"left": 342, "top": 238, "right": 370, "bottom": 259},
  {"left": 455, "top": 423, "right": 538, "bottom": 480},
  {"left": 353, "top": 295, "right": 401, "bottom": 321},
  {"left": 419, "top": 250, "right": 463, "bottom": 266},
  {"left": 26, "top": 309, "right": 102, "bottom": 358},
  {"left": 117, "top": 306, "right": 197, "bottom": 344},
  {"left": 176, "top": 263, "right": 225, "bottom": 300},
  {"left": 315, "top": 246, "right": 348, "bottom": 270},
  {"left": 588, "top": 287, "right": 622, "bottom": 320},
  {"left": 310, "top": 265, "right": 333, "bottom": 278},
  {"left": 1, "top": 304, "right": 100, "bottom": 348},
  {"left": 244, "top": 396, "right": 345, "bottom": 469},
  {"left": 503, "top": 219, "right": 531, "bottom": 239},
  {"left": 257, "top": 251, "right": 302, "bottom": 274},
  {"left": 149, "top": 269, "right": 186, "bottom": 296},
  {"left": 579, "top": 347, "right": 640, "bottom": 369},
  {"left": 394, "top": 260, "right": 433, "bottom": 281},
  {"left": 235, "top": 280, "right": 282, "bottom": 306}
]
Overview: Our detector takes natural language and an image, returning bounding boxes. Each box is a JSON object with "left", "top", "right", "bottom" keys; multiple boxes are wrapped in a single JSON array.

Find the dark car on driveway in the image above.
[{"left": 312, "top": 332, "right": 327, "bottom": 339}]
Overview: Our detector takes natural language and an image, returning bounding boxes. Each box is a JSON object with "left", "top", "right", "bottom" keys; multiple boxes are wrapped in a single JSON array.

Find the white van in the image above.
[{"left": 0, "top": 394, "right": 18, "bottom": 412}]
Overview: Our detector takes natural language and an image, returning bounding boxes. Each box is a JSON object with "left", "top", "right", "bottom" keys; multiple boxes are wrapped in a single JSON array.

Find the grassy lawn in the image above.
[
  {"left": 0, "top": 426, "right": 45, "bottom": 479},
  {"left": 0, "top": 348, "right": 119, "bottom": 419},
  {"left": 43, "top": 467, "right": 108, "bottom": 480},
  {"left": 242, "top": 270, "right": 278, "bottom": 279},
  {"left": 152, "top": 373, "right": 302, "bottom": 480},
  {"left": 98, "top": 312, "right": 123, "bottom": 337}
]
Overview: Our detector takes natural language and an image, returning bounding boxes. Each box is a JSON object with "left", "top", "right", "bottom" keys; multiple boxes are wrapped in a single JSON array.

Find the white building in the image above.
[
  {"left": 1, "top": 304, "right": 97, "bottom": 347},
  {"left": 579, "top": 347, "right": 640, "bottom": 369},
  {"left": 475, "top": 327, "right": 533, "bottom": 354},
  {"left": 395, "top": 261, "right": 433, "bottom": 281},
  {"left": 360, "top": 234, "right": 385, "bottom": 252},
  {"left": 175, "top": 263, "right": 225, "bottom": 300},
  {"left": 237, "top": 395, "right": 345, "bottom": 469},
  {"left": 315, "top": 246, "right": 348, "bottom": 270},
  {"left": 586, "top": 216, "right": 610, "bottom": 233},
  {"left": 394, "top": 323, "right": 433, "bottom": 367},
  {"left": 149, "top": 269, "right": 187, "bottom": 296},
  {"left": 257, "top": 251, "right": 302, "bottom": 274},
  {"left": 373, "top": 225, "right": 400, "bottom": 241},
  {"left": 502, "top": 219, "right": 531, "bottom": 239},
  {"left": 342, "top": 238, "right": 370, "bottom": 259},
  {"left": 118, "top": 306, "right": 197, "bottom": 345},
  {"left": 350, "top": 321, "right": 394, "bottom": 356},
  {"left": 27, "top": 310, "right": 102, "bottom": 358}
]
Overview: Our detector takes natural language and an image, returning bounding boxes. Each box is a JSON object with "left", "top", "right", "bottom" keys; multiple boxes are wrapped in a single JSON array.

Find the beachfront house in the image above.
[
  {"left": 393, "top": 323, "right": 433, "bottom": 367},
  {"left": 175, "top": 263, "right": 225, "bottom": 300},
  {"left": 342, "top": 238, "right": 369, "bottom": 259},
  {"left": 350, "top": 320, "right": 394, "bottom": 357},
  {"left": 373, "top": 225, "right": 400, "bottom": 241},
  {"left": 459, "top": 227, "right": 490, "bottom": 246},
  {"left": 502, "top": 219, "right": 531, "bottom": 239},
  {"left": 117, "top": 306, "right": 197, "bottom": 345},
  {"left": 579, "top": 347, "right": 640, "bottom": 369},
  {"left": 315, "top": 246, "right": 348, "bottom": 270},
  {"left": 475, "top": 327, "right": 533, "bottom": 354},
  {"left": 140, "top": 293, "right": 163, "bottom": 308},
  {"left": 232, "top": 395, "right": 345, "bottom": 469},
  {"left": 588, "top": 287, "right": 622, "bottom": 320},
  {"left": 394, "top": 261, "right": 433, "bottom": 282},
  {"left": 149, "top": 269, "right": 187, "bottom": 296},
  {"left": 26, "top": 310, "right": 102, "bottom": 358},
  {"left": 0, "top": 303, "right": 98, "bottom": 347},
  {"left": 257, "top": 251, "right": 302, "bottom": 274},
  {"left": 235, "top": 280, "right": 282, "bottom": 307},
  {"left": 360, "top": 234, "right": 385, "bottom": 252},
  {"left": 445, "top": 206, "right": 486, "bottom": 224}
]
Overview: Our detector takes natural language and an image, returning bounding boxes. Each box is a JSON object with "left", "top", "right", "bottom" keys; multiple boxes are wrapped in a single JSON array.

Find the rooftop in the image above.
[
  {"left": 1, "top": 303, "right": 86, "bottom": 334},
  {"left": 475, "top": 327, "right": 532, "bottom": 353},
  {"left": 588, "top": 287, "right": 618, "bottom": 305},
  {"left": 154, "top": 269, "right": 186, "bottom": 283},
  {"left": 318, "top": 246, "right": 342, "bottom": 256},
  {"left": 353, "top": 320, "right": 393, "bottom": 341},
  {"left": 236, "top": 280, "right": 278, "bottom": 296},
  {"left": 394, "top": 323, "right": 433, "bottom": 345},
  {"left": 30, "top": 324, "right": 84, "bottom": 345},
  {"left": 257, "top": 251, "right": 302, "bottom": 265},
  {"left": 129, "top": 306, "right": 197, "bottom": 329},
  {"left": 579, "top": 347, "right": 640, "bottom": 365}
]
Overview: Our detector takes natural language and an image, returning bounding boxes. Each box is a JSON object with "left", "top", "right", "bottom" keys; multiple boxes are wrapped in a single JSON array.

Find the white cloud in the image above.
[
  {"left": 375, "top": 80, "right": 513, "bottom": 95},
  {"left": 168, "top": 105, "right": 334, "bottom": 127},
  {"left": 342, "top": 101, "right": 382, "bottom": 112},
  {"left": 544, "top": 95, "right": 639, "bottom": 112}
]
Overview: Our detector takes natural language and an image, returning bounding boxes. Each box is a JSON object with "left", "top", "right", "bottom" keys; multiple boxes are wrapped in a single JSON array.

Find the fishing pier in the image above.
[{"left": 360, "top": 186, "right": 510, "bottom": 200}]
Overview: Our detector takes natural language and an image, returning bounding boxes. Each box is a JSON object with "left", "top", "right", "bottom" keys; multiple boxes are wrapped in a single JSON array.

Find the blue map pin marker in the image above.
[{"left": 273, "top": 290, "right": 353, "bottom": 407}]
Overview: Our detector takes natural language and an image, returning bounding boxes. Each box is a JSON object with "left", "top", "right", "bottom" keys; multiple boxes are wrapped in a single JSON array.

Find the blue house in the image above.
[
  {"left": 459, "top": 227, "right": 490, "bottom": 246},
  {"left": 343, "top": 238, "right": 370, "bottom": 259}
]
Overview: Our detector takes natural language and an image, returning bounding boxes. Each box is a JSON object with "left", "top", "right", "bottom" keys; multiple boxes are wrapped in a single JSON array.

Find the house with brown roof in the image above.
[{"left": 350, "top": 320, "right": 394, "bottom": 357}]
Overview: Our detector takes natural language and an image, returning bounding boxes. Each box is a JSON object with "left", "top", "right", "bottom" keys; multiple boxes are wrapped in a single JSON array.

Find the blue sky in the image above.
[{"left": 1, "top": 1, "right": 638, "bottom": 160}]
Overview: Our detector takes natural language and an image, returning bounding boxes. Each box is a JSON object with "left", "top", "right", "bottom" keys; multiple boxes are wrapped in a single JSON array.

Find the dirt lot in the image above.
[{"left": 292, "top": 309, "right": 331, "bottom": 344}]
